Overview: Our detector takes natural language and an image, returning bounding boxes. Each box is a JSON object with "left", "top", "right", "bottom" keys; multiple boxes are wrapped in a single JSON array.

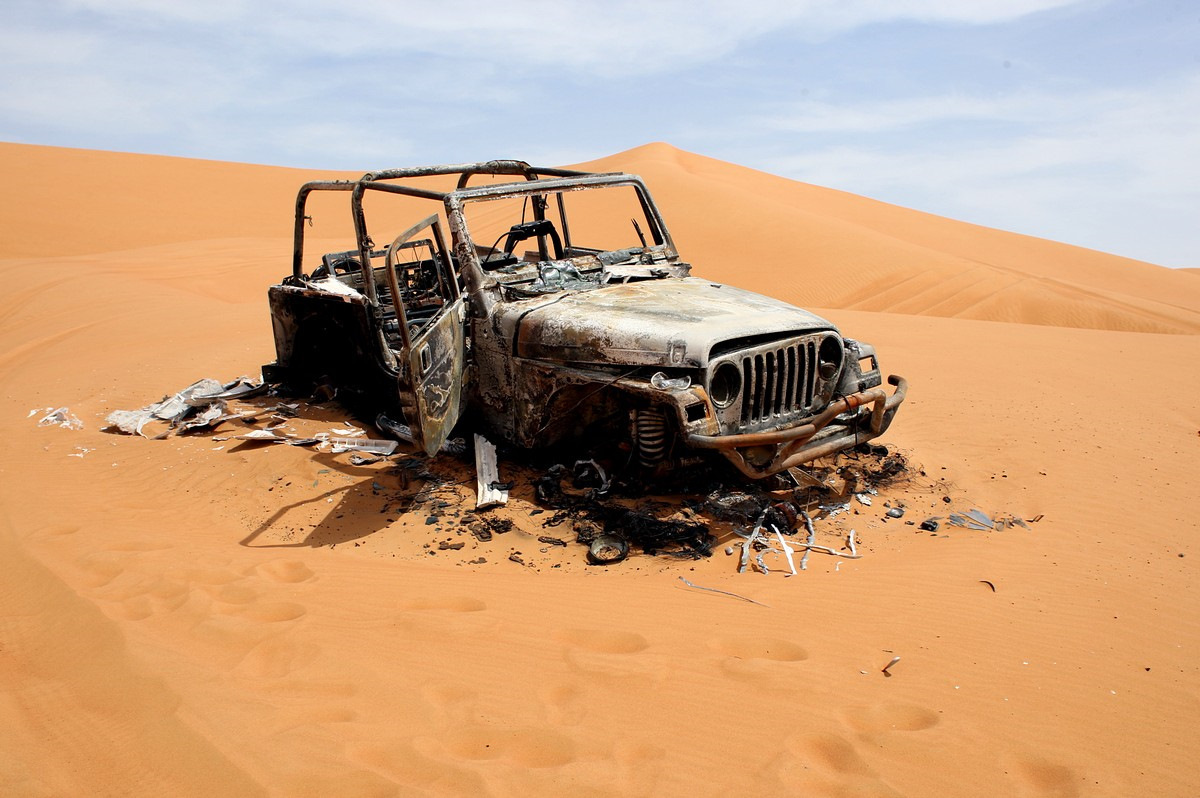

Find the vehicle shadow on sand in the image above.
[{"left": 237, "top": 450, "right": 433, "bottom": 549}]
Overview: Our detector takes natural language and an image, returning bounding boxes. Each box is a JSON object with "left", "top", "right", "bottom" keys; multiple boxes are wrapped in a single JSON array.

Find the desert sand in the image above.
[{"left": 1, "top": 140, "right": 1198, "bottom": 797}]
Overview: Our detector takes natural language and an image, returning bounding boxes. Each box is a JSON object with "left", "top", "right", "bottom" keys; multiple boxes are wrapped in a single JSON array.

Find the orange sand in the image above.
[{"left": 2, "top": 141, "right": 1198, "bottom": 797}]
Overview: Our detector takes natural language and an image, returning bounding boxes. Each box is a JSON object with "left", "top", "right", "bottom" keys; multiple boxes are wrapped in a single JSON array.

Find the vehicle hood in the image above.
[{"left": 505, "top": 277, "right": 836, "bottom": 368}]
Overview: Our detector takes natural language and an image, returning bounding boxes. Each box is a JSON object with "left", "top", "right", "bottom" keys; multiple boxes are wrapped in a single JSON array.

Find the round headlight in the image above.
[
  {"left": 818, "top": 336, "right": 843, "bottom": 381},
  {"left": 709, "top": 362, "right": 741, "bottom": 408}
]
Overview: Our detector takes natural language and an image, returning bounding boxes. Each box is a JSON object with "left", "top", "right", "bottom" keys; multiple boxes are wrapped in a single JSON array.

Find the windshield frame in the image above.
[{"left": 445, "top": 174, "right": 678, "bottom": 280}]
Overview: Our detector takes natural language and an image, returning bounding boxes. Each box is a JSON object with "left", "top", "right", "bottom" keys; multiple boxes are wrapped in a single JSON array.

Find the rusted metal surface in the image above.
[{"left": 264, "top": 160, "right": 906, "bottom": 479}]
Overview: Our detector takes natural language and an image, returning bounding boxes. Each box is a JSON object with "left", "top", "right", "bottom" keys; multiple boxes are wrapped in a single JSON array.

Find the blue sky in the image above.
[{"left": 3, "top": 0, "right": 1197, "bottom": 267}]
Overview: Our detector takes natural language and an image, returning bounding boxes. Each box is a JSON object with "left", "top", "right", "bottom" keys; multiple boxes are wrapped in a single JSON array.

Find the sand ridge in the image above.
[{"left": 1, "top": 141, "right": 1198, "bottom": 797}]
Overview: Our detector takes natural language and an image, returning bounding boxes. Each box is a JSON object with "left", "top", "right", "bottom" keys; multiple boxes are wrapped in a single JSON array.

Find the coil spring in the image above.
[{"left": 633, "top": 408, "right": 668, "bottom": 468}]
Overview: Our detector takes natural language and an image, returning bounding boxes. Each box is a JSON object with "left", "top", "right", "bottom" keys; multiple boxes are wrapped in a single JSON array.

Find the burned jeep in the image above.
[{"left": 264, "top": 161, "right": 906, "bottom": 479}]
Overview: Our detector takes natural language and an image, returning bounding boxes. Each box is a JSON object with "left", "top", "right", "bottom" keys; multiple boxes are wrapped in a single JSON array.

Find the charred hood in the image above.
[{"left": 507, "top": 277, "right": 836, "bottom": 368}]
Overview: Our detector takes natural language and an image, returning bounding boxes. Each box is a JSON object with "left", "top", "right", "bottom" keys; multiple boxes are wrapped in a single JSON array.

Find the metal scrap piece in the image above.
[
  {"left": 474, "top": 433, "right": 509, "bottom": 509},
  {"left": 678, "top": 577, "right": 768, "bottom": 607},
  {"left": 329, "top": 437, "right": 398, "bottom": 455}
]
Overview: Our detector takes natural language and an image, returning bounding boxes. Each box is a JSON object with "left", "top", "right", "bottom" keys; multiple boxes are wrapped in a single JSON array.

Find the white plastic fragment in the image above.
[
  {"left": 774, "top": 527, "right": 798, "bottom": 576},
  {"left": 38, "top": 407, "right": 83, "bottom": 430},
  {"left": 848, "top": 528, "right": 858, "bottom": 556},
  {"left": 105, "top": 408, "right": 159, "bottom": 437},
  {"left": 236, "top": 429, "right": 319, "bottom": 446},
  {"left": 330, "top": 425, "right": 366, "bottom": 437},
  {"left": 855, "top": 493, "right": 873, "bottom": 506},
  {"left": 329, "top": 437, "right": 398, "bottom": 455},
  {"left": 474, "top": 433, "right": 509, "bottom": 510}
]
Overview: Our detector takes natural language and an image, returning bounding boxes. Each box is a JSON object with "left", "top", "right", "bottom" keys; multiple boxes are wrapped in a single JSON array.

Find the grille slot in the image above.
[{"left": 739, "top": 339, "right": 818, "bottom": 424}]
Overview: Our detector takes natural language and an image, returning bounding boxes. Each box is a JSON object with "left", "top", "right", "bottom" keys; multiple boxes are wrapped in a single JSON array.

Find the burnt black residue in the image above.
[{"left": 607, "top": 509, "right": 714, "bottom": 558}]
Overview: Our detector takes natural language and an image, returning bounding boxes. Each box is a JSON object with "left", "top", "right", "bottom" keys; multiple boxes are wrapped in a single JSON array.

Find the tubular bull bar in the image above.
[{"left": 684, "top": 375, "right": 908, "bottom": 479}]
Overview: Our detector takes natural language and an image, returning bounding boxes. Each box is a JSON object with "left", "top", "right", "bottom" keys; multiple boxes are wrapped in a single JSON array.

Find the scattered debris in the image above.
[
  {"left": 774, "top": 528, "right": 798, "bottom": 576},
  {"left": 610, "top": 510, "right": 714, "bottom": 558},
  {"left": 438, "top": 540, "right": 465, "bottom": 551},
  {"left": 330, "top": 425, "right": 366, "bottom": 437},
  {"left": 799, "top": 509, "right": 817, "bottom": 571},
  {"left": 507, "top": 553, "right": 528, "bottom": 566},
  {"left": 572, "top": 459, "right": 611, "bottom": 493},
  {"left": 980, "top": 580, "right": 997, "bottom": 592},
  {"left": 920, "top": 518, "right": 940, "bottom": 532},
  {"left": 847, "top": 528, "right": 858, "bottom": 556},
  {"left": 328, "top": 437, "right": 398, "bottom": 455},
  {"left": 946, "top": 508, "right": 1031, "bottom": 531},
  {"left": 348, "top": 453, "right": 383, "bottom": 466},
  {"left": 537, "top": 535, "right": 567, "bottom": 547},
  {"left": 106, "top": 377, "right": 263, "bottom": 438},
  {"left": 677, "top": 576, "right": 768, "bottom": 607},
  {"left": 474, "top": 434, "right": 509, "bottom": 510},
  {"left": 236, "top": 429, "right": 319, "bottom": 446},
  {"left": 882, "top": 655, "right": 901, "bottom": 676},
  {"left": 37, "top": 407, "right": 83, "bottom": 430},
  {"left": 886, "top": 506, "right": 905, "bottom": 519},
  {"left": 376, "top": 413, "right": 467, "bottom": 456},
  {"left": 855, "top": 492, "right": 873, "bottom": 507}
]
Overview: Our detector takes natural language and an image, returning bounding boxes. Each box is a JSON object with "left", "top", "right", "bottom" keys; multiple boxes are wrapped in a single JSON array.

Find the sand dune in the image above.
[{"left": 1, "top": 141, "right": 1198, "bottom": 797}]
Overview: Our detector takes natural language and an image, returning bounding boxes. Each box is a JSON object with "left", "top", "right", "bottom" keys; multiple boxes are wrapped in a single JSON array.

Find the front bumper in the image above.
[{"left": 684, "top": 375, "right": 907, "bottom": 479}]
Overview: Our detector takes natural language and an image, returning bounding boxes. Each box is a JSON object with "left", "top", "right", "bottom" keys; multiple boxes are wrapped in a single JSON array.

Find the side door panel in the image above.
[
  {"left": 384, "top": 215, "right": 466, "bottom": 456},
  {"left": 405, "top": 298, "right": 465, "bottom": 455}
]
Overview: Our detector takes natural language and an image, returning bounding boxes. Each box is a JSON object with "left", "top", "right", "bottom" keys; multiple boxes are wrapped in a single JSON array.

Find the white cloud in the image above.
[
  {"left": 750, "top": 75, "right": 1200, "bottom": 265},
  {"left": 52, "top": 0, "right": 1081, "bottom": 76}
]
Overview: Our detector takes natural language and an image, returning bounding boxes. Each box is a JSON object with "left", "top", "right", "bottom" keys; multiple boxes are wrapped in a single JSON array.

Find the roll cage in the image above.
[{"left": 289, "top": 161, "right": 677, "bottom": 306}]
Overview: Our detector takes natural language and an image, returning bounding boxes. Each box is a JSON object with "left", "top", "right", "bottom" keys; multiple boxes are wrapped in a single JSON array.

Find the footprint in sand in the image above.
[
  {"left": 841, "top": 702, "right": 940, "bottom": 734},
  {"left": 394, "top": 596, "right": 494, "bottom": 637},
  {"left": 254, "top": 560, "right": 317, "bottom": 584},
  {"left": 397, "top": 596, "right": 487, "bottom": 612},
  {"left": 421, "top": 681, "right": 479, "bottom": 725},
  {"left": 552, "top": 628, "right": 648, "bottom": 654},
  {"left": 427, "top": 726, "right": 577, "bottom": 769},
  {"left": 709, "top": 635, "right": 808, "bottom": 679},
  {"left": 710, "top": 635, "right": 809, "bottom": 661},
  {"left": 552, "top": 628, "right": 662, "bottom": 681},
  {"left": 235, "top": 601, "right": 307, "bottom": 623},
  {"left": 236, "top": 638, "right": 320, "bottom": 678},
  {"left": 539, "top": 681, "right": 588, "bottom": 726},
  {"left": 1009, "top": 756, "right": 1080, "bottom": 798},
  {"left": 779, "top": 732, "right": 904, "bottom": 797},
  {"left": 791, "top": 732, "right": 874, "bottom": 776}
]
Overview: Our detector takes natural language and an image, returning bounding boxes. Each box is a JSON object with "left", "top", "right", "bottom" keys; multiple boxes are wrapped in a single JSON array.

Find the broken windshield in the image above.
[{"left": 459, "top": 182, "right": 685, "bottom": 297}]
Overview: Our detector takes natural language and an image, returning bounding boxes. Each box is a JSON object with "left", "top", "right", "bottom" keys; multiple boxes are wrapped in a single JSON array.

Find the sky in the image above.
[{"left": 3, "top": 0, "right": 1197, "bottom": 267}]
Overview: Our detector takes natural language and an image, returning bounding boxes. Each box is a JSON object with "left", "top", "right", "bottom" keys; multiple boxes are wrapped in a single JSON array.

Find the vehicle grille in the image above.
[{"left": 740, "top": 339, "right": 818, "bottom": 424}]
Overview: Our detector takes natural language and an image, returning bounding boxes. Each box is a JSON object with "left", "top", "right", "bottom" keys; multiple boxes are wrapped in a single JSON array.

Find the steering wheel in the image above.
[
  {"left": 312, "top": 257, "right": 361, "bottom": 280},
  {"left": 502, "top": 219, "right": 563, "bottom": 261}
]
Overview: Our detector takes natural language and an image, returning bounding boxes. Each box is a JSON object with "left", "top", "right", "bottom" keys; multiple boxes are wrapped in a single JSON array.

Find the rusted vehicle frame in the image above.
[{"left": 266, "top": 160, "right": 906, "bottom": 478}]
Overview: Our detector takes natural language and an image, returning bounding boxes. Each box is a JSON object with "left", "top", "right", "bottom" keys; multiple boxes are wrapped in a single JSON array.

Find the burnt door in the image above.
[{"left": 383, "top": 215, "right": 466, "bottom": 456}]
